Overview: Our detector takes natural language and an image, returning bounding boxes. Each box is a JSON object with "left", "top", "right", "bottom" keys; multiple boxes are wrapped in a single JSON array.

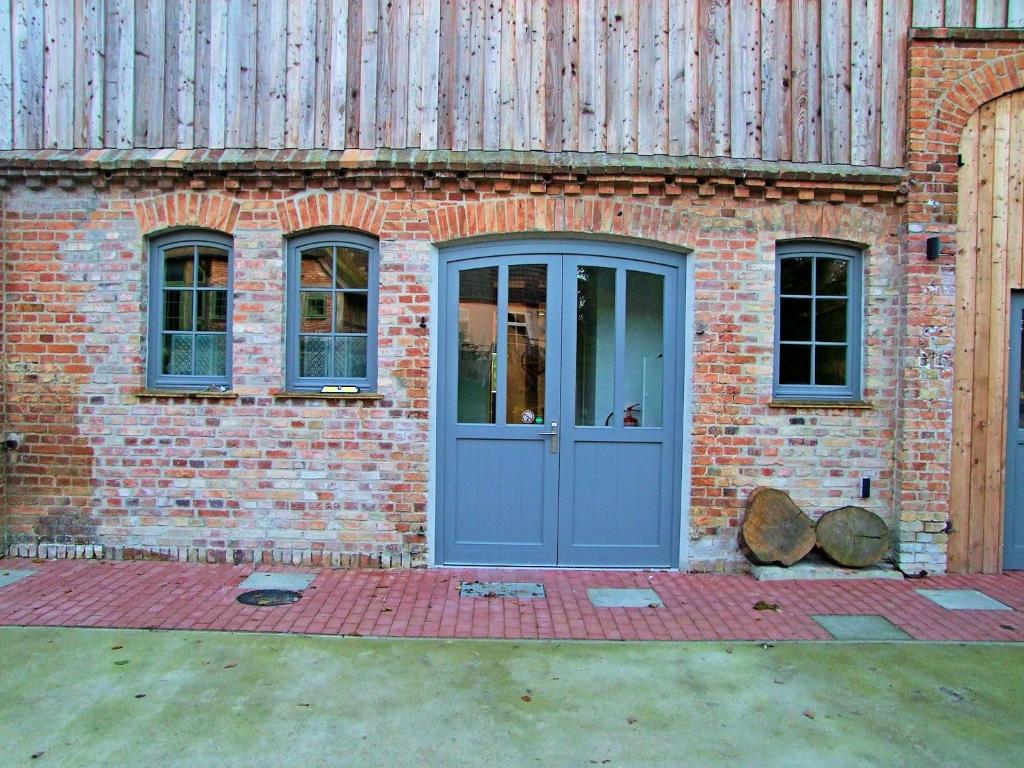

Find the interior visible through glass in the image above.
[
  {"left": 457, "top": 267, "right": 498, "bottom": 423},
  {"left": 575, "top": 266, "right": 616, "bottom": 426},
  {"left": 625, "top": 270, "right": 664, "bottom": 427},
  {"left": 506, "top": 265, "right": 547, "bottom": 425}
]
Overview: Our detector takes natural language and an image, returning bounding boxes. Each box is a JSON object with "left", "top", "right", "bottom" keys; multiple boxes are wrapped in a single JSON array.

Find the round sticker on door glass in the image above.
[{"left": 521, "top": 410, "right": 536, "bottom": 424}]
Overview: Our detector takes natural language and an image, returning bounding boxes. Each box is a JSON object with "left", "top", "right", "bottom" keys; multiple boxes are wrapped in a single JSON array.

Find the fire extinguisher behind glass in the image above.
[{"left": 623, "top": 403, "right": 640, "bottom": 427}]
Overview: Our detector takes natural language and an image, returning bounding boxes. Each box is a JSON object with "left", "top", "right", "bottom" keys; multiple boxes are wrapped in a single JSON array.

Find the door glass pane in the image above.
[
  {"left": 457, "top": 267, "right": 498, "bottom": 423},
  {"left": 576, "top": 266, "right": 616, "bottom": 426},
  {"left": 506, "top": 265, "right": 547, "bottom": 425},
  {"left": 625, "top": 270, "right": 664, "bottom": 427}
]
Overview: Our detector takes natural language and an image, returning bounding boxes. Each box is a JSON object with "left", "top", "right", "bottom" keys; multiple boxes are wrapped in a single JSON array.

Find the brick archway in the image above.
[{"left": 923, "top": 51, "right": 1024, "bottom": 165}]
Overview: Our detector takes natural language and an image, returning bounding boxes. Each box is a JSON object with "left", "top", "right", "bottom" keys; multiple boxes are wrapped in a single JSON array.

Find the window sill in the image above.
[
  {"left": 768, "top": 399, "right": 873, "bottom": 410},
  {"left": 271, "top": 390, "right": 385, "bottom": 401},
  {"left": 135, "top": 389, "right": 239, "bottom": 400}
]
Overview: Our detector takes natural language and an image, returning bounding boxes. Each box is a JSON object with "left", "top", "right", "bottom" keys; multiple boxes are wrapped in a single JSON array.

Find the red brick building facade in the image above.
[{"left": 2, "top": 3, "right": 1024, "bottom": 573}]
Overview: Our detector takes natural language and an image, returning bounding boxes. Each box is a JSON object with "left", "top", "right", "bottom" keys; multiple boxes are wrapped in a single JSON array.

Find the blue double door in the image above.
[{"left": 439, "top": 241, "right": 684, "bottom": 567}]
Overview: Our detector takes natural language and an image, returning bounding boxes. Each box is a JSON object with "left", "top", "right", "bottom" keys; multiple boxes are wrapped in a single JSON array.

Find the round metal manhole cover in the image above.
[{"left": 237, "top": 589, "right": 302, "bottom": 607}]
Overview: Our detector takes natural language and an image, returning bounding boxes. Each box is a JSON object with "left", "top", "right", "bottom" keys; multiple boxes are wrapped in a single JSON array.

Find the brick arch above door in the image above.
[
  {"left": 427, "top": 198, "right": 702, "bottom": 248},
  {"left": 949, "top": 88, "right": 1024, "bottom": 573}
]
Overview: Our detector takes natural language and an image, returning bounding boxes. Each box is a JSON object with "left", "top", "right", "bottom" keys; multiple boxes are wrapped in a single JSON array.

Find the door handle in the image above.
[{"left": 538, "top": 420, "right": 559, "bottom": 454}]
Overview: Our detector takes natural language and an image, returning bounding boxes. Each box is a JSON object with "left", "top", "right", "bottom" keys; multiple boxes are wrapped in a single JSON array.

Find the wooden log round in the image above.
[
  {"left": 815, "top": 506, "right": 890, "bottom": 568},
  {"left": 741, "top": 487, "right": 817, "bottom": 566}
]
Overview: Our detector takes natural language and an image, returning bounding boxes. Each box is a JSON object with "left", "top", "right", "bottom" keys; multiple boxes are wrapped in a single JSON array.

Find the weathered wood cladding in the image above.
[
  {"left": 0, "top": 0, "right": 924, "bottom": 167},
  {"left": 913, "top": 0, "right": 1024, "bottom": 27}
]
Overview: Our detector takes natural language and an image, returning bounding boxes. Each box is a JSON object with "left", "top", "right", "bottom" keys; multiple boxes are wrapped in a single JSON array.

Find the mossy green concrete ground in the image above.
[{"left": 1, "top": 627, "right": 1022, "bottom": 767}]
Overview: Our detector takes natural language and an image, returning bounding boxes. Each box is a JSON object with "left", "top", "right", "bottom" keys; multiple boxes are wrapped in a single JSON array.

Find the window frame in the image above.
[
  {"left": 285, "top": 231, "right": 380, "bottom": 392},
  {"left": 773, "top": 241, "right": 863, "bottom": 401},
  {"left": 147, "top": 230, "right": 234, "bottom": 391}
]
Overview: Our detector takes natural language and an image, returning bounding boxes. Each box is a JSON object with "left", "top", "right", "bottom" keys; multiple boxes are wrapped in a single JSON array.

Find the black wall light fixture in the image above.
[{"left": 926, "top": 236, "right": 941, "bottom": 261}]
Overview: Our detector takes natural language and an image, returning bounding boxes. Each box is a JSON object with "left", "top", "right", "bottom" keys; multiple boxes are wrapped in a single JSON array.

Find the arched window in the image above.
[
  {"left": 286, "top": 231, "right": 379, "bottom": 392},
  {"left": 147, "top": 231, "right": 233, "bottom": 390},
  {"left": 774, "top": 241, "right": 862, "bottom": 400}
]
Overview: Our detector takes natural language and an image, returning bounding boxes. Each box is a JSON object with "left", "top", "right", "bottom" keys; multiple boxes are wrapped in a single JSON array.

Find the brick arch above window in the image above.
[
  {"left": 275, "top": 192, "right": 388, "bottom": 236},
  {"left": 133, "top": 192, "right": 242, "bottom": 237},
  {"left": 427, "top": 197, "right": 701, "bottom": 249},
  {"left": 749, "top": 202, "right": 893, "bottom": 248}
]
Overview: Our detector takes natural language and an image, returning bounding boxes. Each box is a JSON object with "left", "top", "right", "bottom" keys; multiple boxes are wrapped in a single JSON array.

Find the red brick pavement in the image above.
[{"left": 1, "top": 560, "right": 1023, "bottom": 642}]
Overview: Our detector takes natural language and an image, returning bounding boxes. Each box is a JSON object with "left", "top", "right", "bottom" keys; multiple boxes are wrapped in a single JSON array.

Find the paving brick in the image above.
[{"left": 1, "top": 560, "right": 1022, "bottom": 643}]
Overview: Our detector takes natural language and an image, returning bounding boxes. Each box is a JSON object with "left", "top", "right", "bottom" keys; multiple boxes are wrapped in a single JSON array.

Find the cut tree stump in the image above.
[
  {"left": 741, "top": 487, "right": 817, "bottom": 566},
  {"left": 815, "top": 506, "right": 890, "bottom": 567}
]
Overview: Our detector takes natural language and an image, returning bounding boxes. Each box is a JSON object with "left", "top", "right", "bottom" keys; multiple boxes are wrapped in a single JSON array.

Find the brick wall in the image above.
[{"left": 0, "top": 172, "right": 903, "bottom": 571}]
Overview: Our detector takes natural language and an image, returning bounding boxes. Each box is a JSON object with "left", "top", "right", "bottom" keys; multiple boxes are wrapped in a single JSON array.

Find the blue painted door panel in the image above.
[
  {"left": 441, "top": 255, "right": 561, "bottom": 565},
  {"left": 439, "top": 241, "right": 683, "bottom": 567},
  {"left": 557, "top": 256, "right": 679, "bottom": 567},
  {"left": 1005, "top": 293, "right": 1024, "bottom": 570}
]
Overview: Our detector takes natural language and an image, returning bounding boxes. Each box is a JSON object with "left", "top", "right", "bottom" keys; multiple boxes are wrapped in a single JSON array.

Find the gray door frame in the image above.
[
  {"left": 1005, "top": 291, "right": 1024, "bottom": 570},
  {"left": 436, "top": 237, "right": 687, "bottom": 568}
]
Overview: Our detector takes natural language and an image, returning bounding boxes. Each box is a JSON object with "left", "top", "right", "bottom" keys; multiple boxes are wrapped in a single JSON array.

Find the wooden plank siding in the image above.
[
  {"left": 915, "top": 0, "right": 1024, "bottom": 25},
  {"left": 0, "top": 0, "right": 1013, "bottom": 160},
  {"left": 950, "top": 90, "right": 1024, "bottom": 573}
]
